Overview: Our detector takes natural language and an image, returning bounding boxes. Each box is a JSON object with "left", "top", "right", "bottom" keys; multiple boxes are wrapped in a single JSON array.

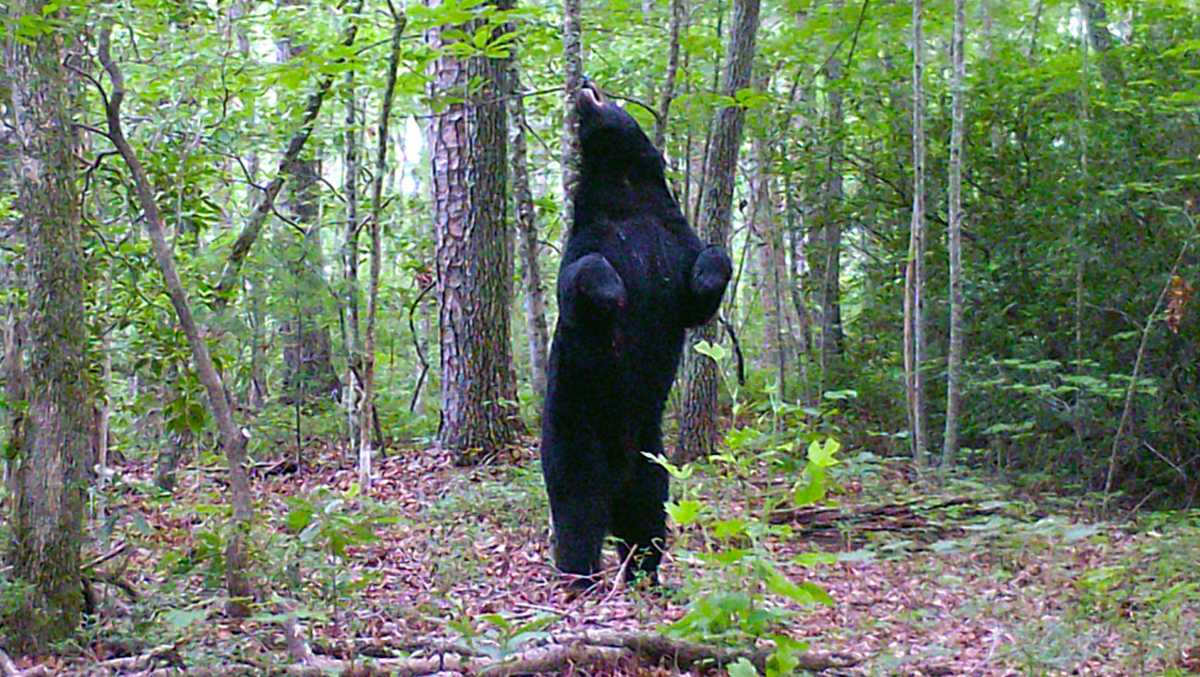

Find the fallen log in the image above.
[
  {"left": 534, "top": 629, "right": 857, "bottom": 673},
  {"left": 282, "top": 629, "right": 859, "bottom": 675},
  {"left": 770, "top": 496, "right": 979, "bottom": 528},
  {"left": 86, "top": 644, "right": 183, "bottom": 673}
]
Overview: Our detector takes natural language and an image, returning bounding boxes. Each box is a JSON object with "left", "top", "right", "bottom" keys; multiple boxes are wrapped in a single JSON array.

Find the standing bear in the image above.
[{"left": 540, "top": 80, "right": 732, "bottom": 587}]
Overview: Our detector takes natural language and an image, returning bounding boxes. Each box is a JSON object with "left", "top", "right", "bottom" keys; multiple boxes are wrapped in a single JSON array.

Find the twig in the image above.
[
  {"left": 771, "top": 496, "right": 976, "bottom": 526},
  {"left": 82, "top": 542, "right": 127, "bottom": 570},
  {"left": 478, "top": 644, "right": 626, "bottom": 676},
  {"left": 0, "top": 648, "right": 18, "bottom": 677},
  {"left": 1103, "top": 208, "right": 1196, "bottom": 507},
  {"left": 1143, "top": 440, "right": 1187, "bottom": 481},
  {"left": 719, "top": 314, "right": 746, "bottom": 386},
  {"left": 86, "top": 571, "right": 140, "bottom": 602},
  {"left": 407, "top": 281, "right": 435, "bottom": 412},
  {"left": 89, "top": 644, "right": 182, "bottom": 673},
  {"left": 601, "top": 547, "right": 639, "bottom": 604}
]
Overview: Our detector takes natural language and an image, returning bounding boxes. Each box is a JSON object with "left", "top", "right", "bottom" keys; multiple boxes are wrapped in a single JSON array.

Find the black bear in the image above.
[{"left": 540, "top": 80, "right": 732, "bottom": 587}]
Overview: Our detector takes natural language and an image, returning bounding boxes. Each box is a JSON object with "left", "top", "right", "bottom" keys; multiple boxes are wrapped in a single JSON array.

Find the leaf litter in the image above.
[{"left": 30, "top": 440, "right": 1200, "bottom": 676}]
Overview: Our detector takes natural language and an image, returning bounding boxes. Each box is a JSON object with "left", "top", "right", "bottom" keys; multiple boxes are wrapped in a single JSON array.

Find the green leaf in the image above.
[
  {"left": 727, "top": 658, "right": 759, "bottom": 677},
  {"left": 765, "top": 572, "right": 815, "bottom": 604},
  {"left": 163, "top": 607, "right": 208, "bottom": 630},
  {"left": 692, "top": 339, "right": 728, "bottom": 363},
  {"left": 793, "top": 552, "right": 837, "bottom": 567},
  {"left": 285, "top": 507, "right": 314, "bottom": 532},
  {"left": 479, "top": 613, "right": 512, "bottom": 632},
  {"left": 705, "top": 548, "right": 749, "bottom": 565},
  {"left": 666, "top": 499, "right": 703, "bottom": 526},
  {"left": 797, "top": 581, "right": 834, "bottom": 606},
  {"left": 713, "top": 518, "right": 748, "bottom": 540},
  {"left": 806, "top": 438, "right": 841, "bottom": 468},
  {"left": 792, "top": 466, "right": 826, "bottom": 506}
]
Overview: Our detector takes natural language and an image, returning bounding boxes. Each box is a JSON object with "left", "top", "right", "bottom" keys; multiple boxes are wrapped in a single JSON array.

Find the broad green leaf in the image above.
[{"left": 666, "top": 499, "right": 703, "bottom": 526}]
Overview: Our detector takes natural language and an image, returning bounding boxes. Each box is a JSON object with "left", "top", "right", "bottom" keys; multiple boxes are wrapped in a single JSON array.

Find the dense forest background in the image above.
[{"left": 2, "top": 0, "right": 1199, "bottom": 673}]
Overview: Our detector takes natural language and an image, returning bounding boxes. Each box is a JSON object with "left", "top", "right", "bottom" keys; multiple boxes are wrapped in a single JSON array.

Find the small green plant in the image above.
[
  {"left": 656, "top": 341, "right": 842, "bottom": 676},
  {"left": 657, "top": 336, "right": 844, "bottom": 672},
  {"left": 446, "top": 609, "right": 559, "bottom": 659},
  {"left": 274, "top": 483, "right": 399, "bottom": 619},
  {"left": 654, "top": 437, "right": 840, "bottom": 675}
]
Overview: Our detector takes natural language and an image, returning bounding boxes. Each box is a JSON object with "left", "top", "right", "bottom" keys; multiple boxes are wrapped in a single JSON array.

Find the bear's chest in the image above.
[{"left": 601, "top": 225, "right": 688, "bottom": 306}]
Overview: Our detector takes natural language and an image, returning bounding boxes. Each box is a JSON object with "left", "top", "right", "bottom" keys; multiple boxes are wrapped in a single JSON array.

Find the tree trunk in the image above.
[
  {"left": 561, "top": 0, "right": 583, "bottom": 239},
  {"left": 98, "top": 25, "right": 256, "bottom": 618},
  {"left": 905, "top": 0, "right": 930, "bottom": 468},
  {"left": 1027, "top": 0, "right": 1045, "bottom": 63},
  {"left": 277, "top": 21, "right": 340, "bottom": 405},
  {"left": 1081, "top": 0, "right": 1122, "bottom": 85},
  {"left": 247, "top": 275, "right": 269, "bottom": 409},
  {"left": 1074, "top": 0, "right": 1093, "bottom": 475},
  {"left": 749, "top": 92, "right": 787, "bottom": 399},
  {"left": 942, "top": 0, "right": 966, "bottom": 469},
  {"left": 231, "top": 0, "right": 267, "bottom": 411},
  {"left": 359, "top": 5, "right": 406, "bottom": 487},
  {"left": 818, "top": 3, "right": 845, "bottom": 386},
  {"left": 509, "top": 56, "right": 550, "bottom": 400},
  {"left": 676, "top": 0, "right": 761, "bottom": 463},
  {"left": 428, "top": 0, "right": 522, "bottom": 464},
  {"left": 343, "top": 73, "right": 362, "bottom": 455},
  {"left": 782, "top": 7, "right": 814, "bottom": 398},
  {"left": 653, "top": 0, "right": 687, "bottom": 151},
  {"left": 155, "top": 365, "right": 192, "bottom": 492},
  {"left": 4, "top": 4, "right": 89, "bottom": 648}
]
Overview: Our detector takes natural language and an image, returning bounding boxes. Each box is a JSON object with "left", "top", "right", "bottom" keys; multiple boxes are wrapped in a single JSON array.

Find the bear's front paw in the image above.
[
  {"left": 691, "top": 245, "right": 732, "bottom": 295},
  {"left": 577, "top": 253, "right": 627, "bottom": 313}
]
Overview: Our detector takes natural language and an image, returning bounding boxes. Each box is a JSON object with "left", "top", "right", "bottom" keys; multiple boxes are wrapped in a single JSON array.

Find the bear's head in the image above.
[{"left": 575, "top": 80, "right": 666, "bottom": 181}]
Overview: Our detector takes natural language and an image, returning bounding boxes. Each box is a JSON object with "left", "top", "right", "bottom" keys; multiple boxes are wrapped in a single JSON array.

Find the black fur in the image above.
[{"left": 540, "top": 82, "right": 732, "bottom": 586}]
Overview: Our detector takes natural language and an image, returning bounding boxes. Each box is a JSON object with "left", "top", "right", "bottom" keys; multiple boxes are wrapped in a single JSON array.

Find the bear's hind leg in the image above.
[
  {"left": 544, "top": 442, "right": 610, "bottom": 588},
  {"left": 612, "top": 461, "right": 669, "bottom": 585}
]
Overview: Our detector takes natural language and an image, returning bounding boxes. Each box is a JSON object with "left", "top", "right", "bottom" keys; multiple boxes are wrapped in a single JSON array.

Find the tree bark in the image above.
[
  {"left": 359, "top": 4, "right": 406, "bottom": 487},
  {"left": 98, "top": 25, "right": 256, "bottom": 617},
  {"left": 653, "top": 0, "right": 687, "bottom": 151},
  {"left": 428, "top": 0, "right": 522, "bottom": 464},
  {"left": 561, "top": 0, "right": 583, "bottom": 240},
  {"left": 749, "top": 84, "right": 787, "bottom": 398},
  {"left": 677, "top": 0, "right": 761, "bottom": 463},
  {"left": 1073, "top": 0, "right": 1093, "bottom": 469},
  {"left": 509, "top": 56, "right": 550, "bottom": 400},
  {"left": 155, "top": 364, "right": 192, "bottom": 492},
  {"left": 818, "top": 0, "right": 846, "bottom": 387},
  {"left": 231, "top": 0, "right": 267, "bottom": 411},
  {"left": 343, "top": 72, "right": 362, "bottom": 455},
  {"left": 1081, "top": 0, "right": 1122, "bottom": 85},
  {"left": 247, "top": 275, "right": 269, "bottom": 409},
  {"left": 277, "top": 7, "right": 341, "bottom": 406},
  {"left": 942, "top": 0, "right": 966, "bottom": 468},
  {"left": 4, "top": 3, "right": 89, "bottom": 648},
  {"left": 1, "top": 260, "right": 27, "bottom": 488},
  {"left": 279, "top": 162, "right": 341, "bottom": 404},
  {"left": 905, "top": 0, "right": 930, "bottom": 468}
]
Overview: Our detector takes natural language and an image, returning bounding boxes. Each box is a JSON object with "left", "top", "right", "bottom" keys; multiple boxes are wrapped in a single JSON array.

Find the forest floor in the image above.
[{"left": 16, "top": 439, "right": 1200, "bottom": 676}]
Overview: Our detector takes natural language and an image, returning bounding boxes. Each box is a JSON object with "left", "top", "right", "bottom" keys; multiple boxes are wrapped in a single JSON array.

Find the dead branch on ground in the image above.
[
  {"left": 770, "top": 496, "right": 993, "bottom": 535},
  {"left": 281, "top": 629, "right": 859, "bottom": 675}
]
